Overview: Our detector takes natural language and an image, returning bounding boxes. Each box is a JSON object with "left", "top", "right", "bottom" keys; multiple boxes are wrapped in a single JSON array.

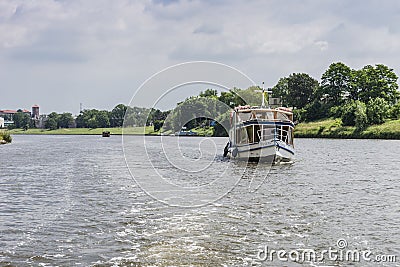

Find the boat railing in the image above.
[
  {"left": 241, "top": 118, "right": 294, "bottom": 124},
  {"left": 257, "top": 129, "right": 275, "bottom": 142},
  {"left": 275, "top": 128, "right": 291, "bottom": 144}
]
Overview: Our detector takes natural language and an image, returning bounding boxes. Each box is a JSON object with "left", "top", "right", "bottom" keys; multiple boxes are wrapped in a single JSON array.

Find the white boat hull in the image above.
[{"left": 227, "top": 140, "right": 294, "bottom": 163}]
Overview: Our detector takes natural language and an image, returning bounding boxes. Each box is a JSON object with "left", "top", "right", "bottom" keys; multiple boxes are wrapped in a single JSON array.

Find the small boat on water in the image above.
[{"left": 224, "top": 84, "right": 295, "bottom": 163}]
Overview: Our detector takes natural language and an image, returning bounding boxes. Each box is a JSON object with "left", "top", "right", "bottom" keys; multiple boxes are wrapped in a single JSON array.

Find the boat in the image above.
[
  {"left": 102, "top": 131, "right": 111, "bottom": 137},
  {"left": 224, "top": 83, "right": 295, "bottom": 163}
]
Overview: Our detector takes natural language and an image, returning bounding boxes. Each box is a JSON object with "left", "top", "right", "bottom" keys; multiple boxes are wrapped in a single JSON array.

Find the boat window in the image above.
[
  {"left": 237, "top": 112, "right": 252, "bottom": 122},
  {"left": 276, "top": 112, "right": 289, "bottom": 121},
  {"left": 236, "top": 127, "right": 248, "bottom": 144},
  {"left": 254, "top": 125, "right": 260, "bottom": 143},
  {"left": 254, "top": 111, "right": 274, "bottom": 120},
  {"left": 261, "top": 125, "right": 275, "bottom": 141},
  {"left": 246, "top": 125, "right": 254, "bottom": 144},
  {"left": 266, "top": 112, "right": 275, "bottom": 120}
]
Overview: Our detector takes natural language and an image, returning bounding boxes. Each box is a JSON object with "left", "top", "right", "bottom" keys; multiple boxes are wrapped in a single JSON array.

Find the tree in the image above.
[
  {"left": 321, "top": 62, "right": 352, "bottom": 105},
  {"left": 219, "top": 91, "right": 237, "bottom": 108},
  {"left": 389, "top": 102, "right": 400, "bottom": 119},
  {"left": 354, "top": 101, "right": 368, "bottom": 131},
  {"left": 355, "top": 64, "right": 399, "bottom": 104},
  {"left": 272, "top": 77, "right": 289, "bottom": 106},
  {"left": 97, "top": 110, "right": 110, "bottom": 128},
  {"left": 236, "top": 86, "right": 263, "bottom": 106},
  {"left": 273, "top": 73, "right": 319, "bottom": 109},
  {"left": 87, "top": 117, "right": 98, "bottom": 129},
  {"left": 199, "top": 89, "right": 218, "bottom": 98},
  {"left": 110, "top": 104, "right": 127, "bottom": 127},
  {"left": 13, "top": 111, "right": 31, "bottom": 129},
  {"left": 45, "top": 118, "right": 58, "bottom": 130},
  {"left": 303, "top": 101, "right": 330, "bottom": 121},
  {"left": 288, "top": 73, "right": 319, "bottom": 109},
  {"left": 341, "top": 100, "right": 367, "bottom": 127},
  {"left": 58, "top": 113, "right": 74, "bottom": 128},
  {"left": 366, "top": 97, "right": 389, "bottom": 125},
  {"left": 153, "top": 120, "right": 163, "bottom": 132},
  {"left": 341, "top": 101, "right": 358, "bottom": 126}
]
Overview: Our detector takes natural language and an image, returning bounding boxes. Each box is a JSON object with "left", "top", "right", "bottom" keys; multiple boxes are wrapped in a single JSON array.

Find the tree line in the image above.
[
  {"left": 10, "top": 62, "right": 400, "bottom": 134},
  {"left": 157, "top": 62, "right": 400, "bottom": 136},
  {"left": 272, "top": 63, "right": 400, "bottom": 130},
  {"left": 10, "top": 104, "right": 169, "bottom": 131}
]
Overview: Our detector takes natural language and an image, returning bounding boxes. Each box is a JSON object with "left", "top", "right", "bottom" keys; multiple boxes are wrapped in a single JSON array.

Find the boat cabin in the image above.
[{"left": 231, "top": 106, "right": 294, "bottom": 147}]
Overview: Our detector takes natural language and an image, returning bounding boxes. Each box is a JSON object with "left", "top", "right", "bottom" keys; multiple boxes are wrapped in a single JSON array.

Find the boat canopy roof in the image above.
[{"left": 233, "top": 106, "right": 294, "bottom": 124}]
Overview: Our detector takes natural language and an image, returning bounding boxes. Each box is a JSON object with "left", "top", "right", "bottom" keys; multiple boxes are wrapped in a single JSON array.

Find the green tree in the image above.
[
  {"left": 354, "top": 101, "right": 368, "bottom": 131},
  {"left": 341, "top": 100, "right": 358, "bottom": 126},
  {"left": 288, "top": 73, "right": 319, "bottom": 109},
  {"left": 45, "top": 118, "right": 58, "bottom": 130},
  {"left": 355, "top": 64, "right": 399, "bottom": 104},
  {"left": 389, "top": 102, "right": 400, "bottom": 119},
  {"left": 219, "top": 91, "right": 237, "bottom": 108},
  {"left": 110, "top": 104, "right": 127, "bottom": 127},
  {"left": 58, "top": 112, "right": 74, "bottom": 128},
  {"left": 366, "top": 97, "right": 389, "bottom": 125},
  {"left": 97, "top": 110, "right": 110, "bottom": 128},
  {"left": 153, "top": 120, "right": 163, "bottom": 132},
  {"left": 272, "top": 77, "right": 289, "bottom": 106},
  {"left": 199, "top": 89, "right": 218, "bottom": 98},
  {"left": 273, "top": 73, "right": 319, "bottom": 109},
  {"left": 13, "top": 111, "right": 31, "bottom": 129},
  {"left": 236, "top": 86, "right": 263, "bottom": 106},
  {"left": 303, "top": 101, "right": 330, "bottom": 121},
  {"left": 321, "top": 62, "right": 352, "bottom": 105},
  {"left": 87, "top": 117, "right": 98, "bottom": 129},
  {"left": 75, "top": 109, "right": 101, "bottom": 128}
]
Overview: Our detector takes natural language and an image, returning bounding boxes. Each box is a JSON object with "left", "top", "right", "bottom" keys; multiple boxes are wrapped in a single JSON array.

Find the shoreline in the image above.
[
  {"left": 6, "top": 118, "right": 400, "bottom": 140},
  {"left": 294, "top": 118, "right": 400, "bottom": 140}
]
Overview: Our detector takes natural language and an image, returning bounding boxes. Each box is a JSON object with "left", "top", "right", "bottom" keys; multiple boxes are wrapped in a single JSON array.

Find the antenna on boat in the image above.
[
  {"left": 261, "top": 82, "right": 266, "bottom": 108},
  {"left": 256, "top": 82, "right": 273, "bottom": 108}
]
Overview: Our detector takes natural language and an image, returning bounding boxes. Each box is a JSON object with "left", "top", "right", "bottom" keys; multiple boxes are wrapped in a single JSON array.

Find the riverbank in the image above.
[
  {"left": 8, "top": 119, "right": 400, "bottom": 139},
  {"left": 294, "top": 118, "right": 400, "bottom": 139},
  {"left": 9, "top": 127, "right": 155, "bottom": 135},
  {"left": 8, "top": 126, "right": 213, "bottom": 136},
  {"left": 0, "top": 130, "right": 12, "bottom": 144}
]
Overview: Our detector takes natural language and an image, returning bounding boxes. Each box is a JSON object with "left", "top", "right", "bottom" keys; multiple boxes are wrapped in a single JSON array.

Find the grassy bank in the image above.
[
  {"left": 9, "top": 126, "right": 156, "bottom": 135},
  {"left": 0, "top": 130, "right": 12, "bottom": 144},
  {"left": 295, "top": 118, "right": 400, "bottom": 139},
  {"left": 8, "top": 127, "right": 210, "bottom": 136},
  {"left": 8, "top": 119, "right": 400, "bottom": 139}
]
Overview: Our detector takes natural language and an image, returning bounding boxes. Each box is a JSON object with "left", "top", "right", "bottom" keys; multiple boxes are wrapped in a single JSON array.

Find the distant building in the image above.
[
  {"left": 32, "top": 105, "right": 40, "bottom": 119},
  {"left": 0, "top": 117, "right": 4, "bottom": 128},
  {"left": 0, "top": 109, "right": 30, "bottom": 121},
  {"left": 37, "top": 114, "right": 48, "bottom": 129},
  {"left": 0, "top": 107, "right": 34, "bottom": 127}
]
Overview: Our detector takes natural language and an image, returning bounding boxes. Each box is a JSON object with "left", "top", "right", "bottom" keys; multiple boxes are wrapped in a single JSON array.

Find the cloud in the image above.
[
  {"left": 193, "top": 24, "right": 222, "bottom": 35},
  {"left": 0, "top": 0, "right": 399, "bottom": 113}
]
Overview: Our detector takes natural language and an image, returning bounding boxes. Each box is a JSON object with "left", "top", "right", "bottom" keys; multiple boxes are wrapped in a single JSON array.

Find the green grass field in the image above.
[{"left": 295, "top": 118, "right": 400, "bottom": 139}]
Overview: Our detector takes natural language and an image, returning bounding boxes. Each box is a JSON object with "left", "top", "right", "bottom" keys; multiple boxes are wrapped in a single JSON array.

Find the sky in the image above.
[{"left": 1, "top": 0, "right": 400, "bottom": 114}]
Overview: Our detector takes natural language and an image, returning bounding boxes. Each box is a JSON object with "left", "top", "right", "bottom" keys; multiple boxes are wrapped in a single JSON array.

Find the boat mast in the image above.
[
  {"left": 261, "top": 82, "right": 266, "bottom": 108},
  {"left": 261, "top": 82, "right": 273, "bottom": 108}
]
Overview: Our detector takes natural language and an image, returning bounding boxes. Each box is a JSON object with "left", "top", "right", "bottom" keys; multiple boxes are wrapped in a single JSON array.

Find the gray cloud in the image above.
[
  {"left": 193, "top": 23, "right": 222, "bottom": 35},
  {"left": 0, "top": 0, "right": 399, "bottom": 113}
]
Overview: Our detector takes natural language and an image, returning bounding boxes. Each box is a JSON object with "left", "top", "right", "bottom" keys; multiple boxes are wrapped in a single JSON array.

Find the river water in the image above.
[{"left": 0, "top": 135, "right": 399, "bottom": 266}]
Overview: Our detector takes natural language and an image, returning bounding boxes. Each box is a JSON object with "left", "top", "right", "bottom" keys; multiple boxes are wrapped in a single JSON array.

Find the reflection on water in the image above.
[{"left": 0, "top": 135, "right": 399, "bottom": 266}]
